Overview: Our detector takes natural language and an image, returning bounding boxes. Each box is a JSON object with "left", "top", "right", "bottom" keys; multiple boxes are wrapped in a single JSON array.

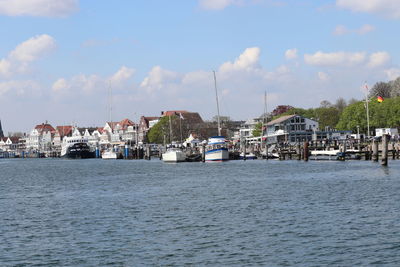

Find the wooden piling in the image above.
[
  {"left": 372, "top": 139, "right": 379, "bottom": 162},
  {"left": 381, "top": 134, "right": 389, "bottom": 166},
  {"left": 303, "top": 141, "right": 309, "bottom": 161},
  {"left": 296, "top": 143, "right": 301, "bottom": 160},
  {"left": 202, "top": 144, "right": 205, "bottom": 163}
]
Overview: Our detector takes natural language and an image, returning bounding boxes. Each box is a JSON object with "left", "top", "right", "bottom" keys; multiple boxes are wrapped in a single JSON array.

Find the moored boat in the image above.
[
  {"left": 162, "top": 147, "right": 186, "bottom": 163},
  {"left": 61, "top": 136, "right": 95, "bottom": 159},
  {"left": 205, "top": 136, "right": 229, "bottom": 162}
]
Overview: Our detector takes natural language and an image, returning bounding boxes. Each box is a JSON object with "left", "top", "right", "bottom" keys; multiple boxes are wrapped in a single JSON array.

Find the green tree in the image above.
[
  {"left": 252, "top": 122, "right": 262, "bottom": 137},
  {"left": 314, "top": 107, "right": 340, "bottom": 130},
  {"left": 147, "top": 115, "right": 183, "bottom": 144}
]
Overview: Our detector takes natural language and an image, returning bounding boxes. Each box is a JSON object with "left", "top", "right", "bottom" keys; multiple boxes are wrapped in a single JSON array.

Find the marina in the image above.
[{"left": 1, "top": 159, "right": 400, "bottom": 266}]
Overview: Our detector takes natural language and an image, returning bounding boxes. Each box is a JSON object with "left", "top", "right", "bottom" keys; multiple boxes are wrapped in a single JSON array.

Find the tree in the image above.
[
  {"left": 314, "top": 107, "right": 340, "bottom": 130},
  {"left": 348, "top": 98, "right": 359, "bottom": 105},
  {"left": 390, "top": 77, "right": 400, "bottom": 97},
  {"left": 147, "top": 115, "right": 186, "bottom": 144},
  {"left": 252, "top": 122, "right": 262, "bottom": 137},
  {"left": 369, "top": 81, "right": 391, "bottom": 98},
  {"left": 320, "top": 100, "right": 332, "bottom": 108},
  {"left": 334, "top": 97, "right": 347, "bottom": 113}
]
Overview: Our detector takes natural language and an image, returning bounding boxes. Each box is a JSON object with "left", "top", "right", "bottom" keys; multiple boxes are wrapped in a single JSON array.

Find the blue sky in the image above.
[{"left": 1, "top": 0, "right": 400, "bottom": 132}]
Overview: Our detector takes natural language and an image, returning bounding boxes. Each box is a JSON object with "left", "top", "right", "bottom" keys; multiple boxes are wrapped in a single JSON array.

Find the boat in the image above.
[
  {"left": 61, "top": 136, "right": 95, "bottom": 159},
  {"left": 205, "top": 71, "right": 229, "bottom": 162},
  {"left": 102, "top": 147, "right": 117, "bottom": 159},
  {"left": 205, "top": 136, "right": 229, "bottom": 162},
  {"left": 162, "top": 147, "right": 186, "bottom": 163},
  {"left": 239, "top": 152, "right": 257, "bottom": 160}
]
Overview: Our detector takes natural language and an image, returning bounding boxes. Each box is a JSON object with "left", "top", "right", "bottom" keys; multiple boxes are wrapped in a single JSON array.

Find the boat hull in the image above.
[
  {"left": 205, "top": 148, "right": 229, "bottom": 162},
  {"left": 61, "top": 143, "right": 95, "bottom": 159},
  {"left": 162, "top": 150, "right": 186, "bottom": 162}
]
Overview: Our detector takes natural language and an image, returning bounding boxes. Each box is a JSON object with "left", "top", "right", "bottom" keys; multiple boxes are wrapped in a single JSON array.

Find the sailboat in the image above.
[
  {"left": 162, "top": 115, "right": 186, "bottom": 163},
  {"left": 205, "top": 71, "right": 229, "bottom": 162},
  {"left": 102, "top": 81, "right": 118, "bottom": 160}
]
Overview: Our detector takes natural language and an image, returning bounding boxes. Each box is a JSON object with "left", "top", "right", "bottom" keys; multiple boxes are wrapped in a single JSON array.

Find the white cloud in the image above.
[
  {"left": 358, "top": 24, "right": 375, "bottom": 34},
  {"left": 199, "top": 0, "right": 236, "bottom": 10},
  {"left": 304, "top": 51, "right": 366, "bottom": 66},
  {"left": 140, "top": 66, "right": 180, "bottom": 93},
  {"left": 0, "top": 59, "right": 11, "bottom": 77},
  {"left": 318, "top": 71, "right": 330, "bottom": 81},
  {"left": 384, "top": 68, "right": 400, "bottom": 80},
  {"left": 334, "top": 24, "right": 375, "bottom": 35},
  {"left": 336, "top": 0, "right": 400, "bottom": 19},
  {"left": 9, "top": 34, "right": 56, "bottom": 62},
  {"left": 0, "top": 80, "right": 40, "bottom": 96},
  {"left": 110, "top": 66, "right": 135, "bottom": 86},
  {"left": 367, "top": 52, "right": 390, "bottom": 68},
  {"left": 219, "top": 47, "right": 260, "bottom": 73},
  {"left": 285, "top": 48, "right": 298, "bottom": 60},
  {"left": 0, "top": 34, "right": 56, "bottom": 77},
  {"left": 52, "top": 78, "right": 68, "bottom": 92},
  {"left": 333, "top": 25, "right": 348, "bottom": 36},
  {"left": 0, "top": 0, "right": 79, "bottom": 17}
]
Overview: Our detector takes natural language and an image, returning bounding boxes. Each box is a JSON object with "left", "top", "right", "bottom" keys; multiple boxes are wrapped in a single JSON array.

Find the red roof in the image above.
[
  {"left": 119, "top": 118, "right": 135, "bottom": 129},
  {"left": 163, "top": 110, "right": 188, "bottom": 116},
  {"left": 35, "top": 123, "right": 56, "bottom": 134},
  {"left": 56, "top": 126, "right": 73, "bottom": 137}
]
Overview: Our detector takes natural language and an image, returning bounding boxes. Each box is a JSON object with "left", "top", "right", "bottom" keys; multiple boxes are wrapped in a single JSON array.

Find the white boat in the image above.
[
  {"left": 205, "top": 71, "right": 229, "bottom": 162},
  {"left": 162, "top": 148, "right": 186, "bottom": 163},
  {"left": 239, "top": 152, "right": 257, "bottom": 160},
  {"left": 61, "top": 136, "right": 95, "bottom": 159},
  {"left": 205, "top": 136, "right": 229, "bottom": 162},
  {"left": 102, "top": 148, "right": 117, "bottom": 159}
]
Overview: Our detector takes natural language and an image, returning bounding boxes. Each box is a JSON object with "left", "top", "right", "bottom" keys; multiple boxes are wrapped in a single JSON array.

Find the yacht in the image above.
[
  {"left": 102, "top": 147, "right": 118, "bottom": 159},
  {"left": 162, "top": 147, "right": 186, "bottom": 163},
  {"left": 61, "top": 136, "right": 95, "bottom": 159},
  {"left": 205, "top": 136, "right": 229, "bottom": 162}
]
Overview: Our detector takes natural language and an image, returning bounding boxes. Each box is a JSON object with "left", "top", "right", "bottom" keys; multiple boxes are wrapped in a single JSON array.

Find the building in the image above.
[
  {"left": 138, "top": 116, "right": 160, "bottom": 143},
  {"left": 26, "top": 122, "right": 56, "bottom": 150},
  {"left": 266, "top": 114, "right": 319, "bottom": 143}
]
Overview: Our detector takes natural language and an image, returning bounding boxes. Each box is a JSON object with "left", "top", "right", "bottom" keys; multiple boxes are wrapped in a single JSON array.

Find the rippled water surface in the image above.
[{"left": 1, "top": 159, "right": 400, "bottom": 266}]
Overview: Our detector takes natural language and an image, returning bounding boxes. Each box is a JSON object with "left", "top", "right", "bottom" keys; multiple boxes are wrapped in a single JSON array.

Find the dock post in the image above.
[
  {"left": 296, "top": 143, "right": 301, "bottom": 160},
  {"left": 372, "top": 139, "right": 379, "bottom": 162},
  {"left": 146, "top": 145, "right": 151, "bottom": 160},
  {"left": 381, "top": 134, "right": 389, "bottom": 166},
  {"left": 303, "top": 141, "right": 309, "bottom": 161},
  {"left": 202, "top": 144, "right": 205, "bottom": 163},
  {"left": 243, "top": 142, "right": 246, "bottom": 161}
]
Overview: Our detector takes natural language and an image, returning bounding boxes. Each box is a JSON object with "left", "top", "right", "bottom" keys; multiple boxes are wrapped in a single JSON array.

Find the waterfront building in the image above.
[
  {"left": 138, "top": 116, "right": 160, "bottom": 143},
  {"left": 26, "top": 123, "right": 56, "bottom": 151}
]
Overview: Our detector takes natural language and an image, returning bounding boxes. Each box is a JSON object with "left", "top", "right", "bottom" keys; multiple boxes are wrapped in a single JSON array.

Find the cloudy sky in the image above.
[{"left": 1, "top": 0, "right": 400, "bottom": 132}]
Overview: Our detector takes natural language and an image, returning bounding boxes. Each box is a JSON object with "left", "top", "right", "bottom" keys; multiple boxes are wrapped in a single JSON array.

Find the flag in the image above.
[{"left": 377, "top": 96, "right": 384, "bottom": 103}]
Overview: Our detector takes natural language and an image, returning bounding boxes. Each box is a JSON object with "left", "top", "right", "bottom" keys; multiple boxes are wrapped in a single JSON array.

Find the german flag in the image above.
[{"left": 377, "top": 96, "right": 384, "bottom": 103}]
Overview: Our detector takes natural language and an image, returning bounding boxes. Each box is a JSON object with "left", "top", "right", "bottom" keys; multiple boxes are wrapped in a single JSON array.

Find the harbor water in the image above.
[{"left": 1, "top": 159, "right": 400, "bottom": 266}]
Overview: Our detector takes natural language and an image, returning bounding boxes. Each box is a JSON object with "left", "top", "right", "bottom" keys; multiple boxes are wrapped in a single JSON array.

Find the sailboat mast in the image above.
[
  {"left": 108, "top": 81, "right": 112, "bottom": 126},
  {"left": 213, "top": 71, "right": 221, "bottom": 136},
  {"left": 261, "top": 90, "right": 267, "bottom": 150}
]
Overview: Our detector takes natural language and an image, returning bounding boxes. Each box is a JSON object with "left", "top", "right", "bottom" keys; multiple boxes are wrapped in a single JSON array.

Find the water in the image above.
[{"left": 1, "top": 159, "right": 400, "bottom": 266}]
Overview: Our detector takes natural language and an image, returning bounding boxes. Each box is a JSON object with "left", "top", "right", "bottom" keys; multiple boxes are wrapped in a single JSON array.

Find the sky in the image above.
[{"left": 1, "top": 0, "right": 400, "bottom": 132}]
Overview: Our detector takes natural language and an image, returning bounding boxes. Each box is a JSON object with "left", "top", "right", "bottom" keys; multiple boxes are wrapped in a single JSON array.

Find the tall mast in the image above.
[
  {"left": 213, "top": 71, "right": 221, "bottom": 136},
  {"left": 108, "top": 80, "right": 112, "bottom": 127},
  {"left": 261, "top": 90, "right": 267, "bottom": 150},
  {"left": 365, "top": 82, "right": 370, "bottom": 138}
]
